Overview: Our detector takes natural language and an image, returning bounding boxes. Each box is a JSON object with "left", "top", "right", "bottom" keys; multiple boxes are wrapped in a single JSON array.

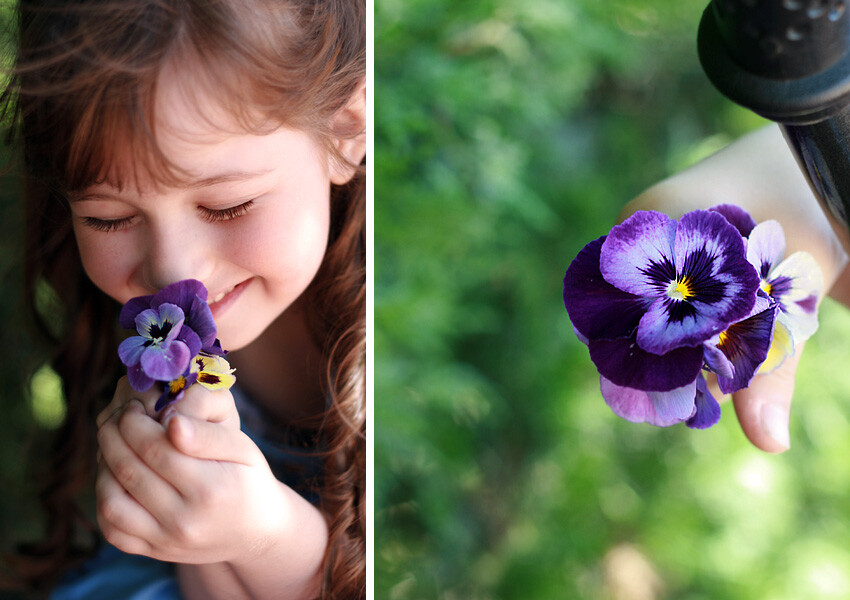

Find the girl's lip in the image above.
[{"left": 208, "top": 278, "right": 251, "bottom": 319}]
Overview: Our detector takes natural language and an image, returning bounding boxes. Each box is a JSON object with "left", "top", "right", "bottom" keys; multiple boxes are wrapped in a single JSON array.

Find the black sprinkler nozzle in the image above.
[{"left": 698, "top": 0, "right": 850, "bottom": 237}]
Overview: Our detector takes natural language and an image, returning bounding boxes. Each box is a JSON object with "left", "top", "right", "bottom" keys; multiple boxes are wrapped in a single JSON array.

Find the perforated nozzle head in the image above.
[
  {"left": 699, "top": 0, "right": 850, "bottom": 122},
  {"left": 712, "top": 0, "right": 848, "bottom": 78}
]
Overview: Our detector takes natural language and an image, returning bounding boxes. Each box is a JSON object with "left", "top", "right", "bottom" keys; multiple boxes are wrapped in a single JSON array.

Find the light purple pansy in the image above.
[
  {"left": 118, "top": 303, "right": 195, "bottom": 392},
  {"left": 118, "top": 279, "right": 219, "bottom": 393},
  {"left": 120, "top": 279, "right": 218, "bottom": 354}
]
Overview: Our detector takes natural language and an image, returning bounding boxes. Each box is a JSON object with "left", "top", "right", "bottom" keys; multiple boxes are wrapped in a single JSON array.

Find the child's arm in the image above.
[
  {"left": 95, "top": 380, "right": 326, "bottom": 600},
  {"left": 622, "top": 123, "right": 850, "bottom": 452}
]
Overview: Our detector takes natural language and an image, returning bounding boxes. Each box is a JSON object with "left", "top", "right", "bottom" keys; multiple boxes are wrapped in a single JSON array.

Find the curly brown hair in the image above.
[{"left": 0, "top": 0, "right": 366, "bottom": 597}]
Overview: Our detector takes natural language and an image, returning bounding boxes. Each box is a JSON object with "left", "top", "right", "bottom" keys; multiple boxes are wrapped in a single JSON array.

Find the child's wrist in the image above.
[{"left": 225, "top": 481, "right": 327, "bottom": 596}]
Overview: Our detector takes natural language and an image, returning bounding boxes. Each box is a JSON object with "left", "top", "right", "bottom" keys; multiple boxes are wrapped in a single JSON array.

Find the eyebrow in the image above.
[{"left": 69, "top": 168, "right": 275, "bottom": 202}]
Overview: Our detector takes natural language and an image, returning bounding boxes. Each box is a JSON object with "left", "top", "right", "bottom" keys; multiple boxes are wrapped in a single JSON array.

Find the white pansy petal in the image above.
[
  {"left": 771, "top": 251, "right": 823, "bottom": 341},
  {"left": 747, "top": 220, "right": 786, "bottom": 280}
]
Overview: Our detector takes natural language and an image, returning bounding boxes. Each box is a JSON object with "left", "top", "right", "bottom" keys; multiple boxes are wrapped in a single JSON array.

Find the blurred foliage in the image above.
[
  {"left": 0, "top": 143, "right": 53, "bottom": 600},
  {"left": 0, "top": 6, "right": 62, "bottom": 599},
  {"left": 375, "top": 0, "right": 850, "bottom": 599}
]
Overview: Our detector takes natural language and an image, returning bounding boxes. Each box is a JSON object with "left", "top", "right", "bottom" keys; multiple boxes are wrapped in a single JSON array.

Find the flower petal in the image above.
[
  {"left": 188, "top": 295, "right": 218, "bottom": 349},
  {"left": 759, "top": 320, "right": 795, "bottom": 374},
  {"left": 702, "top": 336, "right": 734, "bottom": 380},
  {"left": 563, "top": 236, "right": 647, "bottom": 341},
  {"left": 155, "top": 389, "right": 177, "bottom": 412},
  {"left": 177, "top": 327, "right": 202, "bottom": 359},
  {"left": 770, "top": 251, "right": 823, "bottom": 342},
  {"left": 193, "top": 354, "right": 236, "bottom": 390},
  {"left": 686, "top": 375, "right": 721, "bottom": 429},
  {"left": 197, "top": 369, "right": 237, "bottom": 390},
  {"left": 152, "top": 279, "right": 209, "bottom": 309},
  {"left": 600, "top": 377, "right": 686, "bottom": 427},
  {"left": 117, "top": 336, "right": 147, "bottom": 367},
  {"left": 588, "top": 336, "right": 704, "bottom": 392},
  {"left": 747, "top": 220, "right": 786, "bottom": 281},
  {"left": 648, "top": 379, "right": 698, "bottom": 423},
  {"left": 711, "top": 295, "right": 777, "bottom": 394},
  {"left": 135, "top": 308, "right": 163, "bottom": 339},
  {"left": 140, "top": 340, "right": 191, "bottom": 381},
  {"left": 127, "top": 363, "right": 155, "bottom": 393},
  {"left": 600, "top": 211, "right": 677, "bottom": 297},
  {"left": 119, "top": 296, "right": 153, "bottom": 330},
  {"left": 157, "top": 303, "right": 186, "bottom": 343},
  {"left": 710, "top": 204, "right": 756, "bottom": 237},
  {"left": 636, "top": 210, "right": 758, "bottom": 354}
]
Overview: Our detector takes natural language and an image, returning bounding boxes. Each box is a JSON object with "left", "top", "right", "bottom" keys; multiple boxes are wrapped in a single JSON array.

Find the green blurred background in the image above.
[
  {"left": 375, "top": 0, "right": 850, "bottom": 599},
  {"left": 0, "top": 1, "right": 63, "bottom": 596}
]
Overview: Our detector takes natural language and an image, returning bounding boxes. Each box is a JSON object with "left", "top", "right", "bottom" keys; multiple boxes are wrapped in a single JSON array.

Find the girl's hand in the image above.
[
  {"left": 622, "top": 124, "right": 850, "bottom": 452},
  {"left": 95, "top": 377, "right": 291, "bottom": 565}
]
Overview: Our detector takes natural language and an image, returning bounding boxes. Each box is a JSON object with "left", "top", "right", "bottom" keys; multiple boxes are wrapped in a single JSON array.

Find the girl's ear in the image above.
[{"left": 329, "top": 81, "right": 367, "bottom": 185}]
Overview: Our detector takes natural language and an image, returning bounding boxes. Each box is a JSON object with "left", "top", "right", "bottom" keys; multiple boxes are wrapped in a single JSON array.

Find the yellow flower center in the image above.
[
  {"left": 761, "top": 280, "right": 773, "bottom": 296},
  {"left": 717, "top": 330, "right": 729, "bottom": 347},
  {"left": 666, "top": 277, "right": 694, "bottom": 301},
  {"left": 169, "top": 376, "right": 187, "bottom": 395}
]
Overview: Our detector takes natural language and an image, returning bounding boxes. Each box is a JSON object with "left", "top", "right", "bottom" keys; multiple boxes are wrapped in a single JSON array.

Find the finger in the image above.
[
  {"left": 95, "top": 464, "right": 158, "bottom": 556},
  {"left": 731, "top": 343, "right": 804, "bottom": 453},
  {"left": 117, "top": 401, "right": 209, "bottom": 496},
  {"left": 164, "top": 385, "right": 239, "bottom": 428},
  {"left": 98, "top": 400, "right": 183, "bottom": 512},
  {"left": 166, "top": 413, "right": 259, "bottom": 466},
  {"left": 97, "top": 377, "right": 161, "bottom": 428},
  {"left": 96, "top": 377, "right": 133, "bottom": 429}
]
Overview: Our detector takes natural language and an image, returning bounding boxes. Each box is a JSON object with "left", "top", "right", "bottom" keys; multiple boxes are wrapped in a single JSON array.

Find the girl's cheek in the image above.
[{"left": 75, "top": 232, "right": 139, "bottom": 301}]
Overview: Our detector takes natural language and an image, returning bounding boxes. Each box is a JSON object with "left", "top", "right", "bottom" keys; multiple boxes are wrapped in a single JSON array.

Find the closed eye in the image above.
[
  {"left": 200, "top": 199, "right": 256, "bottom": 223},
  {"left": 80, "top": 216, "right": 135, "bottom": 232}
]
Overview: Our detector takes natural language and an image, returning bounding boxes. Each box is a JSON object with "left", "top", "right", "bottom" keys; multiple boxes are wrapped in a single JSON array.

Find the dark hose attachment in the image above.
[{"left": 698, "top": 0, "right": 850, "bottom": 238}]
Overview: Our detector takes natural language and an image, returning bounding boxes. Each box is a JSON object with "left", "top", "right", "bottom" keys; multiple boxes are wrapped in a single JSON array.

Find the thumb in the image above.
[
  {"left": 731, "top": 343, "right": 804, "bottom": 453},
  {"left": 165, "top": 413, "right": 259, "bottom": 466}
]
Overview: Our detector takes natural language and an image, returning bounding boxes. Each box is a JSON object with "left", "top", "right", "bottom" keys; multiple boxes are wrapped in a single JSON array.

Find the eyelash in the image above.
[
  {"left": 81, "top": 199, "right": 256, "bottom": 232},
  {"left": 81, "top": 216, "right": 134, "bottom": 233},
  {"left": 199, "top": 199, "right": 256, "bottom": 223}
]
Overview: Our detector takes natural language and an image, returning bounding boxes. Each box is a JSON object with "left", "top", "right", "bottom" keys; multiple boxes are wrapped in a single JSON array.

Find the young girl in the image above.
[
  {"left": 623, "top": 124, "right": 850, "bottom": 454},
  {"left": 1, "top": 1, "right": 366, "bottom": 598}
]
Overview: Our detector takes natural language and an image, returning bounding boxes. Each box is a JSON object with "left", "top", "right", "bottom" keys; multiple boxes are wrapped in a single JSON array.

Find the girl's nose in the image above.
[{"left": 141, "top": 220, "right": 214, "bottom": 291}]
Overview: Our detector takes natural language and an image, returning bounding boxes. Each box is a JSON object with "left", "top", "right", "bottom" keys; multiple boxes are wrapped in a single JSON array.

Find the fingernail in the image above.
[{"left": 760, "top": 403, "right": 791, "bottom": 450}]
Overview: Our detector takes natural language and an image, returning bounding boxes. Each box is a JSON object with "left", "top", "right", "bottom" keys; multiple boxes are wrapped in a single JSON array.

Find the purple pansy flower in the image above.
[
  {"left": 118, "top": 303, "right": 195, "bottom": 392},
  {"left": 118, "top": 279, "right": 228, "bottom": 396},
  {"left": 599, "top": 210, "right": 759, "bottom": 355},
  {"left": 120, "top": 279, "right": 218, "bottom": 355},
  {"left": 563, "top": 209, "right": 765, "bottom": 428}
]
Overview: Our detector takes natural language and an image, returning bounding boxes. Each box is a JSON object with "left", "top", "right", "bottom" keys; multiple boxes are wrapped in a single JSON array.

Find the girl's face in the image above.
[{"left": 69, "top": 69, "right": 351, "bottom": 351}]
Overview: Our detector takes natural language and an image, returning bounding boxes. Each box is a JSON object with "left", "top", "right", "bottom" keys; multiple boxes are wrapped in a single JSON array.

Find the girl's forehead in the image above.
[
  {"left": 86, "top": 59, "right": 288, "bottom": 195},
  {"left": 154, "top": 60, "right": 266, "bottom": 146},
  {"left": 87, "top": 123, "right": 320, "bottom": 198}
]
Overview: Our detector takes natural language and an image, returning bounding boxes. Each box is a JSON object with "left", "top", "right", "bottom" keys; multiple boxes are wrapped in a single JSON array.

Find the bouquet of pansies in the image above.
[
  {"left": 117, "top": 279, "right": 236, "bottom": 412},
  {"left": 562, "top": 205, "right": 822, "bottom": 429}
]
